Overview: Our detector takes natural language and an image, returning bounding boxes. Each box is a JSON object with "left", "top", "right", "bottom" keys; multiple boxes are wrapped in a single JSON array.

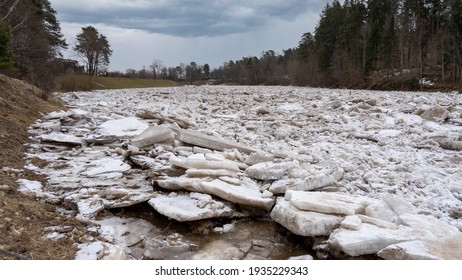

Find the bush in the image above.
[{"left": 405, "top": 78, "right": 420, "bottom": 90}]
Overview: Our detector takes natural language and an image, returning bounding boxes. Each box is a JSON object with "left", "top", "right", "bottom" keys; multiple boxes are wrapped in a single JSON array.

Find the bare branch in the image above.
[{"left": 2, "top": 0, "right": 20, "bottom": 21}]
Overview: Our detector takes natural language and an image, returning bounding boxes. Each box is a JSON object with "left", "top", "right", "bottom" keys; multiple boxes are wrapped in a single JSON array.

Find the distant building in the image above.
[{"left": 53, "top": 59, "right": 85, "bottom": 74}]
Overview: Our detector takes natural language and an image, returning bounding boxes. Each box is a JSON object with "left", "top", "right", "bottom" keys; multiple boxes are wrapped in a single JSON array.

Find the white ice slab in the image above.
[
  {"left": 285, "top": 190, "right": 375, "bottom": 216},
  {"left": 271, "top": 197, "right": 342, "bottom": 237},
  {"left": 378, "top": 234, "right": 462, "bottom": 260},
  {"left": 148, "top": 192, "right": 242, "bottom": 222},
  {"left": 328, "top": 223, "right": 434, "bottom": 256},
  {"left": 39, "top": 133, "right": 83, "bottom": 146},
  {"left": 200, "top": 179, "right": 275, "bottom": 210},
  {"left": 99, "top": 117, "right": 149, "bottom": 137},
  {"left": 80, "top": 158, "right": 131, "bottom": 177}
]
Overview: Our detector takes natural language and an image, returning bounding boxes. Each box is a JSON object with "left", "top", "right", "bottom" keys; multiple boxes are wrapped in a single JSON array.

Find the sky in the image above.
[{"left": 49, "top": 0, "right": 328, "bottom": 72}]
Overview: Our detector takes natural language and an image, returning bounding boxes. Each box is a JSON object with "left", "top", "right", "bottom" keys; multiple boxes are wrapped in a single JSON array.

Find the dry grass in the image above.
[
  {"left": 0, "top": 73, "right": 86, "bottom": 260},
  {"left": 55, "top": 74, "right": 177, "bottom": 92}
]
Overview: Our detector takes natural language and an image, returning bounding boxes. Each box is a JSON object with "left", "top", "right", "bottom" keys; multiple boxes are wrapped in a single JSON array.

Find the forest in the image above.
[
  {"left": 1, "top": 0, "right": 462, "bottom": 91},
  {"left": 209, "top": 0, "right": 462, "bottom": 90},
  {"left": 0, "top": 0, "right": 66, "bottom": 92}
]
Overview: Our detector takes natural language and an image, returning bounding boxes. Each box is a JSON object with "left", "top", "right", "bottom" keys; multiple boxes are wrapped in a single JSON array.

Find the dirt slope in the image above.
[{"left": 0, "top": 74, "right": 85, "bottom": 259}]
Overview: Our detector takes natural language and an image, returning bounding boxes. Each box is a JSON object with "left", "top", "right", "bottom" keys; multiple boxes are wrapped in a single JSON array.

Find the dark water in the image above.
[{"left": 108, "top": 202, "right": 317, "bottom": 260}]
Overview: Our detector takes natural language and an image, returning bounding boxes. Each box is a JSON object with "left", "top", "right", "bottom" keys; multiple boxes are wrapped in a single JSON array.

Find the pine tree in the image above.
[
  {"left": 0, "top": 19, "right": 14, "bottom": 69},
  {"left": 0, "top": 0, "right": 67, "bottom": 91},
  {"left": 74, "top": 26, "right": 112, "bottom": 77}
]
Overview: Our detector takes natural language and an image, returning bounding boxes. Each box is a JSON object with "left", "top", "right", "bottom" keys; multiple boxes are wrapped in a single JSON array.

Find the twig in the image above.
[{"left": 0, "top": 248, "right": 30, "bottom": 260}]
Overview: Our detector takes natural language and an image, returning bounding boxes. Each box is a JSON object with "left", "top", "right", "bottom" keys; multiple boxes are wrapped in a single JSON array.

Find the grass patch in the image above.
[
  {"left": 55, "top": 74, "right": 177, "bottom": 92},
  {"left": 92, "top": 76, "right": 178, "bottom": 89}
]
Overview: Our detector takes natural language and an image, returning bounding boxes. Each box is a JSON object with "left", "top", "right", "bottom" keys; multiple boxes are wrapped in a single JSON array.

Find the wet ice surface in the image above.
[{"left": 22, "top": 85, "right": 462, "bottom": 260}]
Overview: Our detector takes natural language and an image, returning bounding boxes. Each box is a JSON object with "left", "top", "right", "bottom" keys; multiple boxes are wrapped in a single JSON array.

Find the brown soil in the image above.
[{"left": 0, "top": 74, "right": 86, "bottom": 260}]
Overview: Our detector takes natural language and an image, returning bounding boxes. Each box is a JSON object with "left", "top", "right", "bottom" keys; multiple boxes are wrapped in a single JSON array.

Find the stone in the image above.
[
  {"left": 200, "top": 178, "right": 275, "bottom": 210},
  {"left": 328, "top": 223, "right": 434, "bottom": 257},
  {"left": 175, "top": 129, "right": 256, "bottom": 154},
  {"left": 377, "top": 234, "right": 462, "bottom": 260},
  {"left": 271, "top": 197, "right": 343, "bottom": 237},
  {"left": 39, "top": 133, "right": 83, "bottom": 146},
  {"left": 420, "top": 105, "right": 449, "bottom": 122},
  {"left": 245, "top": 161, "right": 291, "bottom": 181},
  {"left": 148, "top": 192, "right": 243, "bottom": 222},
  {"left": 285, "top": 190, "right": 375, "bottom": 216},
  {"left": 131, "top": 126, "right": 174, "bottom": 148}
]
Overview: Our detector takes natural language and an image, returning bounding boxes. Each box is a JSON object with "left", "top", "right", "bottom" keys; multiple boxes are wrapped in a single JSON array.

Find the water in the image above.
[{"left": 108, "top": 202, "right": 316, "bottom": 260}]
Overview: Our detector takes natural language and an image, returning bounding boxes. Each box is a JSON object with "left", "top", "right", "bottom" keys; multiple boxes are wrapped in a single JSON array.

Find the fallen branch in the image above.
[{"left": 0, "top": 248, "right": 30, "bottom": 260}]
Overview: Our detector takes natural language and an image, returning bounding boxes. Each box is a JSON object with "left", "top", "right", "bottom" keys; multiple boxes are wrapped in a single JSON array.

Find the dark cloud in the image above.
[{"left": 51, "top": 0, "right": 326, "bottom": 37}]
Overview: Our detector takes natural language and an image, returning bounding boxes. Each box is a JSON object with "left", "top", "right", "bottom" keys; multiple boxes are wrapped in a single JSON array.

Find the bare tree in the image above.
[{"left": 149, "top": 59, "right": 163, "bottom": 79}]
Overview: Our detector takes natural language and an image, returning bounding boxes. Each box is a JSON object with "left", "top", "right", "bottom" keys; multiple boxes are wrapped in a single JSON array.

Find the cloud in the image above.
[
  {"left": 60, "top": 6, "right": 319, "bottom": 72},
  {"left": 50, "top": 0, "right": 326, "bottom": 37},
  {"left": 52, "top": 1, "right": 325, "bottom": 71}
]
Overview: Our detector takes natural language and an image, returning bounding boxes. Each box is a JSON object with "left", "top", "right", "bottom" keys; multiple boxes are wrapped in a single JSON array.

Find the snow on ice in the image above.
[{"left": 24, "top": 85, "right": 462, "bottom": 259}]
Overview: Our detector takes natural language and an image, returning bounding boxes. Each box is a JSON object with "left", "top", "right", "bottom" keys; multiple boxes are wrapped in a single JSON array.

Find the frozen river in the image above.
[{"left": 21, "top": 85, "right": 462, "bottom": 259}]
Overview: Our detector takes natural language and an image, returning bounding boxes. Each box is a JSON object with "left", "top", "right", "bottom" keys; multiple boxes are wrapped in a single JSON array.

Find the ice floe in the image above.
[{"left": 22, "top": 85, "right": 462, "bottom": 260}]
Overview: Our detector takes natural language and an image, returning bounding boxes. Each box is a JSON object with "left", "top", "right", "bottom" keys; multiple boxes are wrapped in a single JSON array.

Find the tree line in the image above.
[
  {"left": 106, "top": 61, "right": 211, "bottom": 83},
  {"left": 0, "top": 1, "right": 113, "bottom": 92},
  {"left": 1, "top": 0, "right": 461, "bottom": 91},
  {"left": 0, "top": 0, "right": 67, "bottom": 92},
  {"left": 212, "top": 0, "right": 462, "bottom": 89},
  {"left": 117, "top": 0, "right": 462, "bottom": 89}
]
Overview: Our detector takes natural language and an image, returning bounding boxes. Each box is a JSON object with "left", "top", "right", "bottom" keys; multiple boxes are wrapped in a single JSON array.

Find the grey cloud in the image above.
[{"left": 51, "top": 0, "right": 326, "bottom": 37}]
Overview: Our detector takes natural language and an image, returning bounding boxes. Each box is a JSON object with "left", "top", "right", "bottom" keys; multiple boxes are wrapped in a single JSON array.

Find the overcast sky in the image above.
[{"left": 49, "top": 0, "right": 328, "bottom": 72}]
